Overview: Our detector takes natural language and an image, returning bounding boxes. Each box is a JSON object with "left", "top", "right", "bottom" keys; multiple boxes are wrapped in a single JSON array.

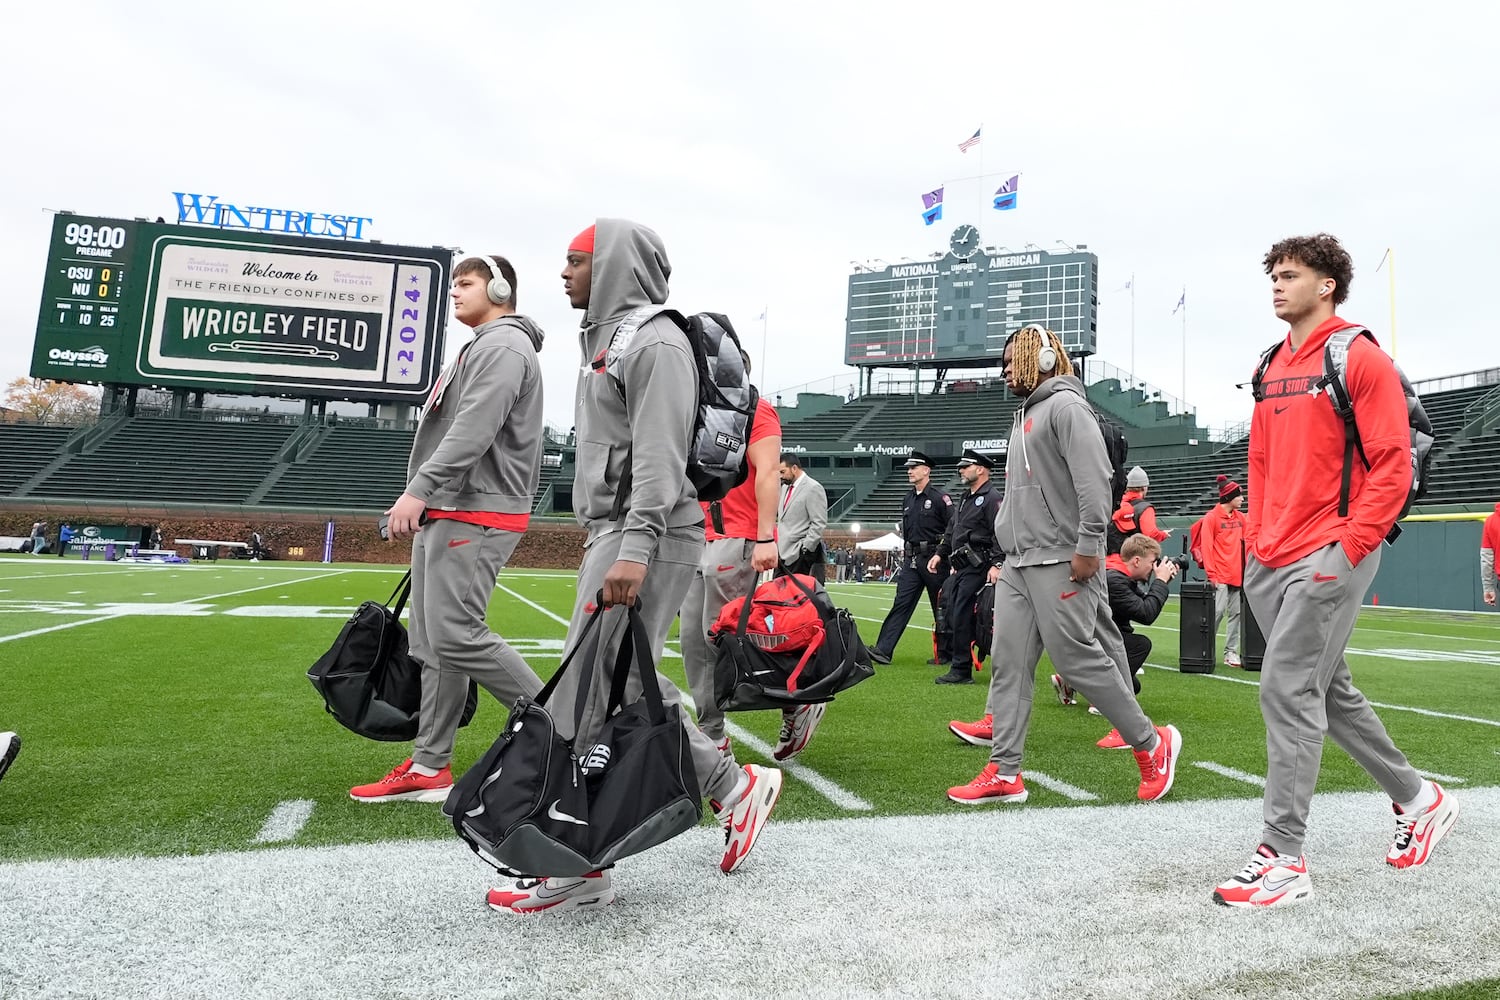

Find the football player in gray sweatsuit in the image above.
[
  {"left": 946, "top": 324, "right": 1181, "bottom": 807},
  {"left": 351, "top": 254, "right": 548, "bottom": 804},
  {"left": 485, "top": 220, "right": 783, "bottom": 915}
]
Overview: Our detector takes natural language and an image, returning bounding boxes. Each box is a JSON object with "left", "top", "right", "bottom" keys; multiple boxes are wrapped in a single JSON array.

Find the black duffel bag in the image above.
[
  {"left": 445, "top": 596, "right": 700, "bottom": 878},
  {"left": 306, "top": 571, "right": 477, "bottom": 741},
  {"left": 711, "top": 573, "right": 874, "bottom": 712}
]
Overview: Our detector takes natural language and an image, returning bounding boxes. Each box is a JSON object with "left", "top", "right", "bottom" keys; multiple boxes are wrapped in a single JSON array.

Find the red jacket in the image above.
[
  {"left": 1483, "top": 504, "right": 1500, "bottom": 557},
  {"left": 1246, "top": 317, "right": 1411, "bottom": 569},
  {"left": 1112, "top": 489, "right": 1168, "bottom": 542},
  {"left": 1197, "top": 506, "right": 1245, "bottom": 586}
]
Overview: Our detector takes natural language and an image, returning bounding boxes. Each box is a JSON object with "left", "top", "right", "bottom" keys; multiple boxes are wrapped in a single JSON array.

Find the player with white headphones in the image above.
[{"left": 946, "top": 321, "right": 1182, "bottom": 811}]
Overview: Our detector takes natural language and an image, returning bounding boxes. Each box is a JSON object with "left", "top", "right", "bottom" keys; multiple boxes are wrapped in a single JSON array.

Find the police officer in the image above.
[
  {"left": 868, "top": 451, "right": 953, "bottom": 665},
  {"left": 931, "top": 449, "right": 1003, "bottom": 685}
]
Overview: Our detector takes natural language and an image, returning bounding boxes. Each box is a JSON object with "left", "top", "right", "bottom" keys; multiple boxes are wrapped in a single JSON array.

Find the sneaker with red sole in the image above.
[
  {"left": 948, "top": 714, "right": 993, "bottom": 747},
  {"left": 1096, "top": 728, "right": 1130, "bottom": 750},
  {"left": 1213, "top": 845, "right": 1312, "bottom": 908},
  {"left": 349, "top": 758, "right": 454, "bottom": 803},
  {"left": 1133, "top": 724, "right": 1181, "bottom": 801},
  {"left": 773, "top": 704, "right": 826, "bottom": 762},
  {"left": 487, "top": 870, "right": 614, "bottom": 914},
  {"left": 716, "top": 764, "right": 783, "bottom": 873},
  {"left": 0, "top": 732, "right": 19, "bottom": 785},
  {"left": 1387, "top": 783, "right": 1459, "bottom": 869},
  {"left": 947, "top": 763, "right": 1028, "bottom": 804},
  {"left": 1051, "top": 673, "right": 1076, "bottom": 706}
]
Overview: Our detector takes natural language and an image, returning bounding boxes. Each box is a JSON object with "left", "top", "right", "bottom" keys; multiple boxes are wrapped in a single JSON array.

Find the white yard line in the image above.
[
  {"left": 1417, "top": 770, "right": 1468, "bottom": 785},
  {"left": 253, "top": 800, "right": 315, "bottom": 844},
  {"left": 1144, "top": 661, "right": 1500, "bottom": 728},
  {"left": 495, "top": 583, "right": 874, "bottom": 812},
  {"left": 1192, "top": 761, "right": 1266, "bottom": 787},
  {"left": 1024, "top": 770, "right": 1100, "bottom": 802},
  {"left": 0, "top": 615, "right": 127, "bottom": 646}
]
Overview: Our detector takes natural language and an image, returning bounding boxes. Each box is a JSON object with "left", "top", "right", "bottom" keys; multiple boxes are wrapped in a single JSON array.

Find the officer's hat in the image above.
[
  {"left": 903, "top": 450, "right": 932, "bottom": 468},
  {"left": 956, "top": 448, "right": 994, "bottom": 470}
]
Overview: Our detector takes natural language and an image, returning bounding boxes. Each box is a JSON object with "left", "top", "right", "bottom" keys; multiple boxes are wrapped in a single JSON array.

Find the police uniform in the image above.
[
  {"left": 935, "top": 449, "right": 1004, "bottom": 684},
  {"left": 869, "top": 451, "right": 953, "bottom": 664}
]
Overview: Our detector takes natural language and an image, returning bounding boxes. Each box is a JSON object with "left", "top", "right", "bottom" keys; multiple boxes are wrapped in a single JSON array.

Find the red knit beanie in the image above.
[
  {"left": 568, "top": 225, "right": 596, "bottom": 255},
  {"left": 1218, "top": 474, "right": 1242, "bottom": 503}
]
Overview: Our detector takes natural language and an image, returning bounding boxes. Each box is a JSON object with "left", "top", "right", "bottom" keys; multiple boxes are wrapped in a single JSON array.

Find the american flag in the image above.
[{"left": 958, "top": 127, "right": 982, "bottom": 153}]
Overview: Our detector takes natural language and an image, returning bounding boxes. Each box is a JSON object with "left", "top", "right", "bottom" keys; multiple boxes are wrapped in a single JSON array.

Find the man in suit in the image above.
[{"left": 776, "top": 454, "right": 828, "bottom": 582}]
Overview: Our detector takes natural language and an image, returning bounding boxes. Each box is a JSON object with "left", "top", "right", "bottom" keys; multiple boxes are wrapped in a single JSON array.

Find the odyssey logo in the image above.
[{"left": 49, "top": 346, "right": 109, "bottom": 367}]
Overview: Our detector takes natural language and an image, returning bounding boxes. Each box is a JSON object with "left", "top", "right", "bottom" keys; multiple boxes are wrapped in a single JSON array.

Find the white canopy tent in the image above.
[{"left": 855, "top": 532, "right": 905, "bottom": 552}]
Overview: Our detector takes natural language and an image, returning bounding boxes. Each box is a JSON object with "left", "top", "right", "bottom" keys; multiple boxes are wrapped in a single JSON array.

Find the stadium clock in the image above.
[{"left": 949, "top": 224, "right": 980, "bottom": 260}]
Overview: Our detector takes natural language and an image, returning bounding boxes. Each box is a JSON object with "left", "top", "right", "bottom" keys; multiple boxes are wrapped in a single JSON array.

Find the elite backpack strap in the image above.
[{"left": 1249, "top": 340, "right": 1283, "bottom": 403}]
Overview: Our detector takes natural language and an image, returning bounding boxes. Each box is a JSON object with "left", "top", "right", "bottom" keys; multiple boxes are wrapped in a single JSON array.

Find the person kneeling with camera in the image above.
[{"left": 1108, "top": 534, "right": 1180, "bottom": 689}]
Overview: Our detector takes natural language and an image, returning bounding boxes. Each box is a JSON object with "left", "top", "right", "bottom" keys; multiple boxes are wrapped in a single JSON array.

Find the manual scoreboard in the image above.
[
  {"left": 31, "top": 214, "right": 450, "bottom": 401},
  {"left": 845, "top": 226, "right": 1098, "bottom": 367}
]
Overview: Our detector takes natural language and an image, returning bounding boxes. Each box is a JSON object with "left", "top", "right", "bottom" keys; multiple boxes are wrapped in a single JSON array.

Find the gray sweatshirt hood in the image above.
[
  {"left": 583, "top": 218, "right": 671, "bottom": 328},
  {"left": 482, "top": 314, "right": 545, "bottom": 352}
]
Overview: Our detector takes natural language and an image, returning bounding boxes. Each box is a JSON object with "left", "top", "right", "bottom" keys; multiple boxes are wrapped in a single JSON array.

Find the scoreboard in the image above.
[
  {"left": 30, "top": 214, "right": 450, "bottom": 401},
  {"left": 845, "top": 230, "right": 1098, "bottom": 367}
]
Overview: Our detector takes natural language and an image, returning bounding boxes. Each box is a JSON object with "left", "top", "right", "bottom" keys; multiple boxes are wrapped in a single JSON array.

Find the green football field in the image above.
[{"left": 1, "top": 553, "right": 1495, "bottom": 1000}]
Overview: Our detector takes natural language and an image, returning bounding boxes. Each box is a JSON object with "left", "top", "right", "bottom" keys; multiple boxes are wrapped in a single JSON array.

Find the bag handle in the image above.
[
  {"left": 532, "top": 590, "right": 609, "bottom": 709},
  {"left": 600, "top": 601, "right": 670, "bottom": 726},
  {"left": 387, "top": 571, "right": 413, "bottom": 618}
]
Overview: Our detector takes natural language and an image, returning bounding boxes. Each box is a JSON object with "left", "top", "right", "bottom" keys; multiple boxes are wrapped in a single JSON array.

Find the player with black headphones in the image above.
[{"left": 945, "top": 323, "right": 1182, "bottom": 810}]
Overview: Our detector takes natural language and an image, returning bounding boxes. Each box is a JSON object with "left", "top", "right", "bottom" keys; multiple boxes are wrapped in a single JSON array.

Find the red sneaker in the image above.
[
  {"left": 1134, "top": 724, "right": 1181, "bottom": 801},
  {"left": 947, "top": 763, "right": 1028, "bottom": 805},
  {"left": 948, "top": 714, "right": 993, "bottom": 747},
  {"left": 349, "top": 758, "right": 453, "bottom": 803},
  {"left": 1387, "top": 783, "right": 1460, "bottom": 869},
  {"left": 487, "top": 870, "right": 614, "bottom": 914},
  {"left": 1096, "top": 728, "right": 1130, "bottom": 750}
]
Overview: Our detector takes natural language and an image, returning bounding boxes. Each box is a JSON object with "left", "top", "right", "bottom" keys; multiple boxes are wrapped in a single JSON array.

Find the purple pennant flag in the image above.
[{"left": 921, "top": 187, "right": 944, "bottom": 210}]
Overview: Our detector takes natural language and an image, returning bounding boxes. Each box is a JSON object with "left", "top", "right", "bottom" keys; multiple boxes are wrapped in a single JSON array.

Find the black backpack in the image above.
[
  {"left": 606, "top": 308, "right": 758, "bottom": 504},
  {"left": 1251, "top": 327, "right": 1434, "bottom": 543},
  {"left": 1092, "top": 409, "right": 1131, "bottom": 510}
]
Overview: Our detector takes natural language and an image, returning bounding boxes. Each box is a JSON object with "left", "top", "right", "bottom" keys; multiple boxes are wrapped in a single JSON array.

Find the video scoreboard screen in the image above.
[
  {"left": 845, "top": 239, "right": 1098, "bottom": 367},
  {"left": 30, "top": 214, "right": 450, "bottom": 401}
]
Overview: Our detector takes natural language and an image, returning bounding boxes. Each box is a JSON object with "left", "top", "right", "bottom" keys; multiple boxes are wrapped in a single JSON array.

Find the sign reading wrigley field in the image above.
[{"left": 31, "top": 213, "right": 450, "bottom": 401}]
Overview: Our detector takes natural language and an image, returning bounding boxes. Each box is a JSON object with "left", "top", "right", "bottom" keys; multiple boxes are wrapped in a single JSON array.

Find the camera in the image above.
[{"left": 1161, "top": 554, "right": 1190, "bottom": 572}]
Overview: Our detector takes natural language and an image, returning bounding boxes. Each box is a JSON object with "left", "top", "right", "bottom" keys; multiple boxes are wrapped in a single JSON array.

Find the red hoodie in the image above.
[
  {"left": 1246, "top": 316, "right": 1411, "bottom": 569},
  {"left": 1483, "top": 503, "right": 1500, "bottom": 556}
]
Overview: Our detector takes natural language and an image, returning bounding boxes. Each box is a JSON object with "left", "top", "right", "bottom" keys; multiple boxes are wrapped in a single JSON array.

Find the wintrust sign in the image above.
[{"left": 172, "top": 193, "right": 373, "bottom": 240}]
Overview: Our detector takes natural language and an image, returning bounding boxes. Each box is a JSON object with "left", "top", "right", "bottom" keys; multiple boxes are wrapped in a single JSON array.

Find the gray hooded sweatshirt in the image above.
[
  {"left": 994, "top": 374, "right": 1113, "bottom": 566},
  {"left": 406, "top": 314, "right": 546, "bottom": 514},
  {"left": 573, "top": 218, "right": 702, "bottom": 564}
]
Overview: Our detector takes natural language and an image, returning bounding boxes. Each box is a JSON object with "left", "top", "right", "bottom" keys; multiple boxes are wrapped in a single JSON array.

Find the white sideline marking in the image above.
[
  {"left": 1192, "top": 761, "right": 1266, "bottom": 787},
  {"left": 1417, "top": 770, "right": 1467, "bottom": 785},
  {"left": 1144, "top": 662, "right": 1500, "bottom": 729},
  {"left": 495, "top": 583, "right": 874, "bottom": 812},
  {"left": 1025, "top": 770, "right": 1099, "bottom": 801},
  {"left": 254, "top": 800, "right": 315, "bottom": 844}
]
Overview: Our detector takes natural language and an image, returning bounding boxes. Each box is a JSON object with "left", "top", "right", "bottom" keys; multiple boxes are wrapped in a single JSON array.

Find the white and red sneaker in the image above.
[
  {"left": 0, "top": 732, "right": 19, "bottom": 785},
  {"left": 1213, "top": 845, "right": 1312, "bottom": 908},
  {"left": 948, "top": 714, "right": 993, "bottom": 747},
  {"left": 487, "top": 870, "right": 614, "bottom": 914},
  {"left": 1134, "top": 724, "right": 1181, "bottom": 801},
  {"left": 1224, "top": 651, "right": 1243, "bottom": 668},
  {"left": 1387, "top": 783, "right": 1460, "bottom": 869},
  {"left": 716, "top": 764, "right": 783, "bottom": 873},
  {"left": 947, "top": 763, "right": 1028, "bottom": 805},
  {"left": 773, "top": 704, "right": 826, "bottom": 762},
  {"left": 1096, "top": 728, "right": 1130, "bottom": 750},
  {"left": 1051, "top": 673, "right": 1076, "bottom": 706},
  {"left": 714, "top": 735, "right": 734, "bottom": 759},
  {"left": 348, "top": 758, "right": 453, "bottom": 803}
]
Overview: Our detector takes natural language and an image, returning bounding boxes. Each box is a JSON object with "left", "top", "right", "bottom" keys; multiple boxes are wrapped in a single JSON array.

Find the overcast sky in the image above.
[{"left": 3, "top": 1, "right": 1496, "bottom": 436}]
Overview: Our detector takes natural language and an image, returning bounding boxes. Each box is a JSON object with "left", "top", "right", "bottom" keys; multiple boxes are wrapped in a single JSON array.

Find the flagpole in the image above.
[
  {"left": 1181, "top": 288, "right": 1187, "bottom": 410},
  {"left": 1130, "top": 273, "right": 1136, "bottom": 377},
  {"left": 760, "top": 306, "right": 769, "bottom": 384},
  {"left": 977, "top": 121, "right": 985, "bottom": 223}
]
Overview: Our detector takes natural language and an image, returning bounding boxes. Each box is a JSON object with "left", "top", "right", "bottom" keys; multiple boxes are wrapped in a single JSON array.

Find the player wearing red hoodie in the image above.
[
  {"left": 1213, "top": 234, "right": 1459, "bottom": 909},
  {"left": 1481, "top": 503, "right": 1500, "bottom": 606}
]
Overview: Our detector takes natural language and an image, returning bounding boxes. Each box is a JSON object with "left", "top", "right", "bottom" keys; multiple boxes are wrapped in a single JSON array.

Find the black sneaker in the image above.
[
  {"left": 868, "top": 648, "right": 892, "bottom": 665},
  {"left": 934, "top": 670, "right": 973, "bottom": 685},
  {"left": 0, "top": 732, "right": 19, "bottom": 785}
]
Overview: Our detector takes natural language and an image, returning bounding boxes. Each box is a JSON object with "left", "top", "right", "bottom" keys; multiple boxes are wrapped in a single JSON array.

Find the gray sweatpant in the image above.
[
  {"left": 547, "top": 526, "right": 741, "bottom": 804},
  {"left": 1243, "top": 541, "right": 1422, "bottom": 856},
  {"left": 1214, "top": 584, "right": 1242, "bottom": 656},
  {"left": 409, "top": 519, "right": 542, "bottom": 770},
  {"left": 988, "top": 562, "right": 1157, "bottom": 772},
  {"left": 679, "top": 536, "right": 759, "bottom": 742}
]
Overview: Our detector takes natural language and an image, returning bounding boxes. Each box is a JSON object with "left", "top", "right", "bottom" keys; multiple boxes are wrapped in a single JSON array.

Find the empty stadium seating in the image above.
[
  {"left": 261, "top": 425, "right": 415, "bottom": 509},
  {"left": 0, "top": 424, "right": 74, "bottom": 496}
]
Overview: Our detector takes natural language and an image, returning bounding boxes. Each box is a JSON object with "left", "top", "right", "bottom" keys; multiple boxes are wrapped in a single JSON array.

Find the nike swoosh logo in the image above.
[
  {"left": 1262, "top": 874, "right": 1299, "bottom": 893},
  {"left": 1060, "top": 591, "right": 1079, "bottom": 600},
  {"left": 535, "top": 878, "right": 589, "bottom": 900},
  {"left": 448, "top": 539, "right": 472, "bottom": 548},
  {"left": 716, "top": 564, "right": 738, "bottom": 572},
  {"left": 733, "top": 772, "right": 759, "bottom": 833},
  {"left": 1312, "top": 572, "right": 1338, "bottom": 582},
  {"left": 1274, "top": 405, "right": 1289, "bottom": 415},
  {"left": 547, "top": 800, "right": 588, "bottom": 826}
]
